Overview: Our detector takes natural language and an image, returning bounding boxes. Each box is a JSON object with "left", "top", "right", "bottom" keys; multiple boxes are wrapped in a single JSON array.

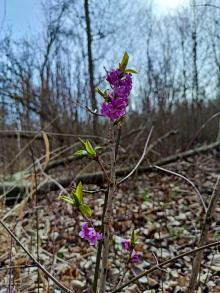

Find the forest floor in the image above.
[{"left": 0, "top": 152, "right": 220, "bottom": 293}]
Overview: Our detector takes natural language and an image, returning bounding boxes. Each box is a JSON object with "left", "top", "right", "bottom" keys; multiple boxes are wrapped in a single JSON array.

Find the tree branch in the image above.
[
  {"left": 0, "top": 219, "right": 73, "bottom": 293},
  {"left": 111, "top": 240, "right": 220, "bottom": 293}
]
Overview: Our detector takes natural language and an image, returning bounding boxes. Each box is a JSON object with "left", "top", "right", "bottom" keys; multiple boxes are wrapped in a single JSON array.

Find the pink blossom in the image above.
[
  {"left": 101, "top": 69, "right": 133, "bottom": 122},
  {"left": 122, "top": 239, "right": 132, "bottom": 251},
  {"left": 79, "top": 223, "right": 102, "bottom": 246},
  {"left": 130, "top": 250, "right": 141, "bottom": 263},
  {"left": 122, "top": 239, "right": 141, "bottom": 264},
  {"left": 106, "top": 69, "right": 121, "bottom": 87}
]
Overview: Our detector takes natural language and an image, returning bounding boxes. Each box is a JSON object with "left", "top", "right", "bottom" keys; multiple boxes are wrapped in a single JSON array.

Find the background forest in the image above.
[{"left": 0, "top": 0, "right": 220, "bottom": 168}]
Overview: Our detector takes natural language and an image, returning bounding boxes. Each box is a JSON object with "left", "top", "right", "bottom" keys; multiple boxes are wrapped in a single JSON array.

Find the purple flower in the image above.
[
  {"left": 122, "top": 239, "right": 132, "bottom": 252},
  {"left": 119, "top": 74, "right": 132, "bottom": 94},
  {"left": 130, "top": 250, "right": 141, "bottom": 264},
  {"left": 101, "top": 69, "right": 133, "bottom": 122},
  {"left": 101, "top": 97, "right": 128, "bottom": 121},
  {"left": 79, "top": 223, "right": 91, "bottom": 238},
  {"left": 79, "top": 223, "right": 102, "bottom": 246},
  {"left": 106, "top": 69, "right": 121, "bottom": 87},
  {"left": 122, "top": 239, "right": 141, "bottom": 264}
]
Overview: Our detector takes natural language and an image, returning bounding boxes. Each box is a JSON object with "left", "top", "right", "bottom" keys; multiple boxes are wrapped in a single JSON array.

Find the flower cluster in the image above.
[
  {"left": 122, "top": 239, "right": 141, "bottom": 264},
  {"left": 79, "top": 223, "right": 102, "bottom": 246},
  {"left": 101, "top": 69, "right": 132, "bottom": 122}
]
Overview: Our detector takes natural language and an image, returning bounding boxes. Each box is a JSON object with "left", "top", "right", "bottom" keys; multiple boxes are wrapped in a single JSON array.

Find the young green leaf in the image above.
[
  {"left": 79, "top": 137, "right": 86, "bottom": 147},
  {"left": 74, "top": 149, "right": 88, "bottom": 156},
  {"left": 124, "top": 68, "right": 138, "bottom": 74},
  {"left": 75, "top": 181, "right": 83, "bottom": 203},
  {"left": 119, "top": 52, "right": 129, "bottom": 72},
  {"left": 85, "top": 141, "right": 96, "bottom": 157},
  {"left": 72, "top": 193, "right": 80, "bottom": 207},
  {"left": 79, "top": 203, "right": 93, "bottom": 218},
  {"left": 60, "top": 195, "right": 74, "bottom": 205},
  {"left": 77, "top": 138, "right": 97, "bottom": 158},
  {"left": 94, "top": 146, "right": 102, "bottom": 151},
  {"left": 131, "top": 230, "right": 137, "bottom": 247},
  {"left": 96, "top": 87, "right": 105, "bottom": 97}
]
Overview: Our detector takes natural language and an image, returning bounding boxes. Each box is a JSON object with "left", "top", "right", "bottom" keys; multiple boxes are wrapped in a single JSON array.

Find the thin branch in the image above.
[
  {"left": 8, "top": 236, "right": 13, "bottom": 293},
  {"left": 0, "top": 220, "right": 73, "bottom": 293},
  {"left": 153, "top": 165, "right": 207, "bottom": 212},
  {"left": 0, "top": 129, "right": 106, "bottom": 140},
  {"left": 111, "top": 240, "right": 220, "bottom": 293},
  {"left": 0, "top": 264, "right": 37, "bottom": 271},
  {"left": 30, "top": 148, "right": 40, "bottom": 293},
  {"left": 152, "top": 252, "right": 167, "bottom": 274},
  {"left": 73, "top": 99, "right": 103, "bottom": 117},
  {"left": 115, "top": 127, "right": 121, "bottom": 160},
  {"left": 184, "top": 112, "right": 220, "bottom": 150},
  {"left": 195, "top": 4, "right": 220, "bottom": 9},
  {"left": 96, "top": 156, "right": 112, "bottom": 184},
  {"left": 148, "top": 129, "right": 178, "bottom": 152},
  {"left": 99, "top": 127, "right": 116, "bottom": 293},
  {"left": 187, "top": 176, "right": 220, "bottom": 292},
  {"left": 92, "top": 188, "right": 108, "bottom": 292},
  {"left": 118, "top": 127, "right": 153, "bottom": 185}
]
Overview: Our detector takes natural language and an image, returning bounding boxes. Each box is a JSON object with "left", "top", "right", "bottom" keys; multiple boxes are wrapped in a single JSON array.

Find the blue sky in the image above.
[
  {"left": 0, "top": 0, "right": 42, "bottom": 38},
  {"left": 0, "top": 0, "right": 188, "bottom": 39}
]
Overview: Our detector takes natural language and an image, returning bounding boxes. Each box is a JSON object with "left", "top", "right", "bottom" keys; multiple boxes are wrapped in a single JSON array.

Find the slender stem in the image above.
[
  {"left": 99, "top": 127, "right": 116, "bottom": 293},
  {"left": 0, "top": 264, "right": 37, "bottom": 271},
  {"left": 30, "top": 148, "right": 40, "bottom": 293},
  {"left": 111, "top": 240, "right": 220, "bottom": 293},
  {"left": 96, "top": 156, "right": 112, "bottom": 184},
  {"left": 92, "top": 240, "right": 102, "bottom": 292},
  {"left": 92, "top": 188, "right": 108, "bottom": 292},
  {"left": 8, "top": 236, "right": 13, "bottom": 293},
  {"left": 115, "top": 127, "right": 121, "bottom": 160}
]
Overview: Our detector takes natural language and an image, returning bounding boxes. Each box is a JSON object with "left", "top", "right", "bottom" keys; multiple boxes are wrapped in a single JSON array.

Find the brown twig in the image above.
[
  {"left": 0, "top": 129, "right": 106, "bottom": 140},
  {"left": 0, "top": 264, "right": 37, "bottom": 271},
  {"left": 187, "top": 176, "right": 220, "bottom": 292},
  {"left": 184, "top": 112, "right": 220, "bottom": 150},
  {"left": 118, "top": 127, "right": 153, "bottom": 185},
  {"left": 195, "top": 3, "right": 220, "bottom": 9},
  {"left": 92, "top": 187, "right": 108, "bottom": 292},
  {"left": 0, "top": 219, "right": 73, "bottom": 293},
  {"left": 147, "top": 129, "right": 178, "bottom": 152},
  {"left": 73, "top": 99, "right": 103, "bottom": 117},
  {"left": 8, "top": 235, "right": 13, "bottom": 293},
  {"left": 30, "top": 148, "right": 40, "bottom": 293},
  {"left": 153, "top": 165, "right": 207, "bottom": 212},
  {"left": 99, "top": 127, "right": 116, "bottom": 293},
  {"left": 111, "top": 240, "right": 220, "bottom": 293},
  {"left": 96, "top": 156, "right": 112, "bottom": 185}
]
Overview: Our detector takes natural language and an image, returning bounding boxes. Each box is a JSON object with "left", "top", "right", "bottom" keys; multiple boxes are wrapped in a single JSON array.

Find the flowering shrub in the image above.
[{"left": 60, "top": 52, "right": 139, "bottom": 293}]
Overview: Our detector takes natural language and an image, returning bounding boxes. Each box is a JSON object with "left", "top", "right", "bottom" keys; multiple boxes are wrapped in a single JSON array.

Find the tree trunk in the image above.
[{"left": 84, "top": 0, "right": 98, "bottom": 134}]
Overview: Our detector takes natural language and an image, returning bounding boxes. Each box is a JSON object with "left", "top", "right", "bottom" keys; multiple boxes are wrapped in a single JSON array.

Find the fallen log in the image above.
[
  {"left": 1, "top": 140, "right": 220, "bottom": 203},
  {"left": 75, "top": 140, "right": 220, "bottom": 184}
]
